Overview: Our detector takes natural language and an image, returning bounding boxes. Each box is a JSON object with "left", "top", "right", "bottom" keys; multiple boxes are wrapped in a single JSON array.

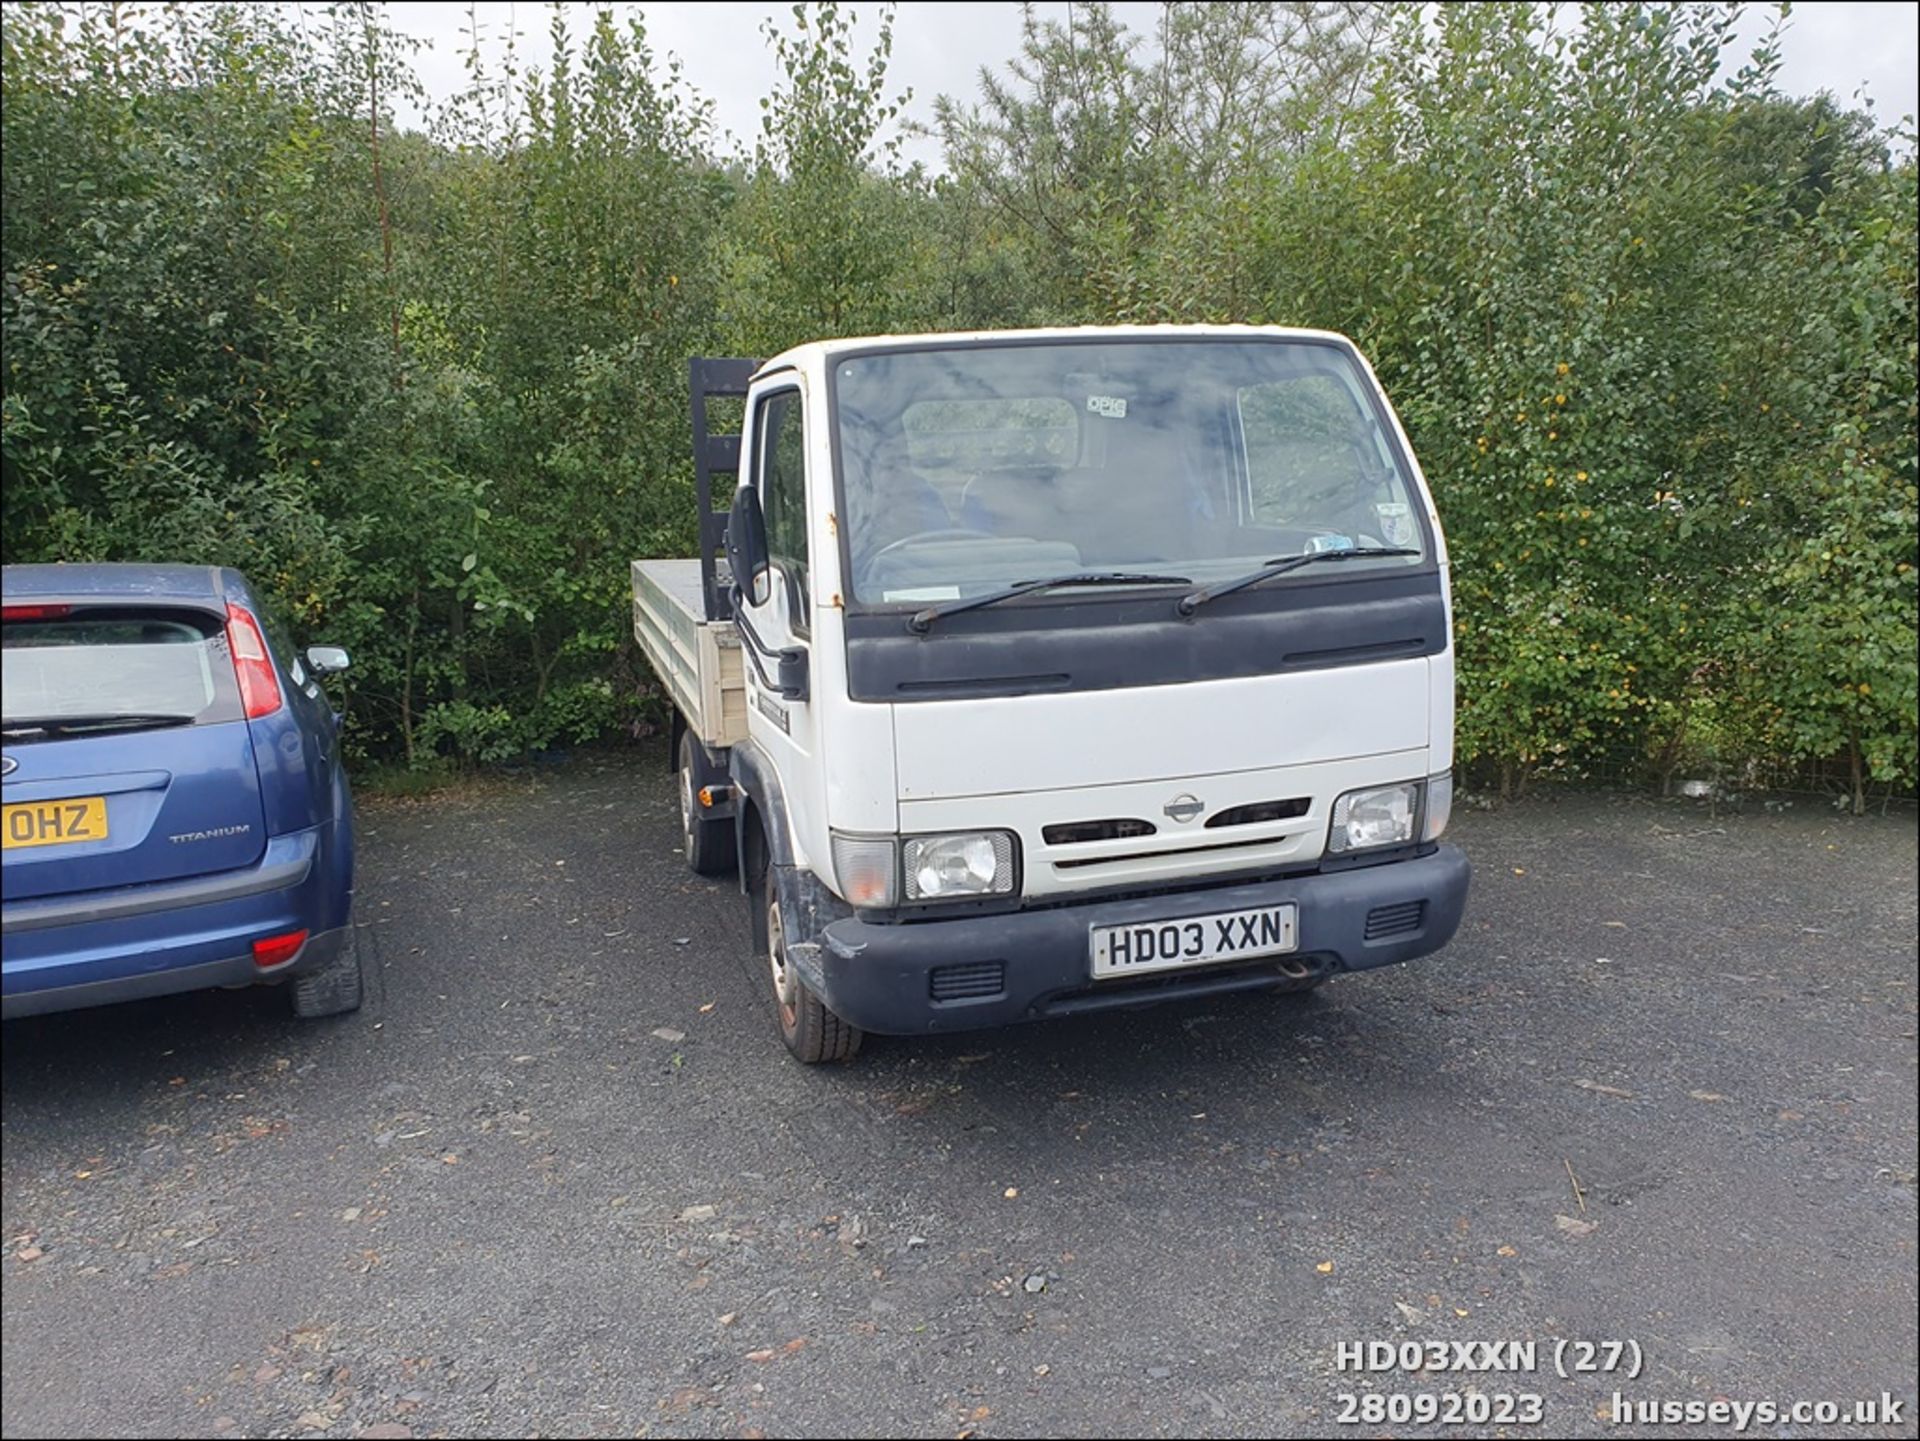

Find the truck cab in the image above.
[{"left": 634, "top": 325, "right": 1469, "bottom": 1061}]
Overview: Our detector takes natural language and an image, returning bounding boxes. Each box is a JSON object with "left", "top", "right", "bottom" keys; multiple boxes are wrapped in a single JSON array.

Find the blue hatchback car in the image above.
[{"left": 2, "top": 563, "right": 360, "bottom": 1019}]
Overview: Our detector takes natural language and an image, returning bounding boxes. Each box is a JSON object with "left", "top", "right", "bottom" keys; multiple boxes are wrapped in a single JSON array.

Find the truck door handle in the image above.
[{"left": 731, "top": 589, "right": 810, "bottom": 703}]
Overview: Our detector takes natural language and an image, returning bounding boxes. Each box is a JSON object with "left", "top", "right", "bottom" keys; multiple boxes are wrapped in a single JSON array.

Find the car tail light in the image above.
[
  {"left": 225, "top": 603, "right": 283, "bottom": 719},
  {"left": 252, "top": 928, "right": 309, "bottom": 968},
  {"left": 2, "top": 603, "right": 72, "bottom": 621}
]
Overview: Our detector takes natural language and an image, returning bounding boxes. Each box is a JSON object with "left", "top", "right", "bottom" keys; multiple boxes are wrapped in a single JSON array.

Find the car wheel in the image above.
[
  {"left": 679, "top": 732, "right": 736, "bottom": 877},
  {"left": 759, "top": 868, "right": 861, "bottom": 1064},
  {"left": 291, "top": 925, "right": 364, "bottom": 1019}
]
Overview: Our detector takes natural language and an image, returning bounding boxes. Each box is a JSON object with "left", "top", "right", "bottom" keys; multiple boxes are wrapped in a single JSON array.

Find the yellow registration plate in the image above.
[{"left": 2, "top": 797, "right": 110, "bottom": 850}]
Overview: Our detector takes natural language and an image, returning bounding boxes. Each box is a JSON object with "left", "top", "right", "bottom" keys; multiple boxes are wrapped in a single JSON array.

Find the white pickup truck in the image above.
[{"left": 633, "top": 326, "right": 1469, "bottom": 1062}]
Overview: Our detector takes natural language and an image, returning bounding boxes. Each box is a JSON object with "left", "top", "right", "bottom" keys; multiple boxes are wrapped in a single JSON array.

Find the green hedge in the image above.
[{"left": 3, "top": 3, "right": 1913, "bottom": 807}]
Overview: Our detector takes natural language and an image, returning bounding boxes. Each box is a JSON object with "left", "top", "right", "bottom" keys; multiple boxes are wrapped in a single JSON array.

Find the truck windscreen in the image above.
[{"left": 831, "top": 339, "right": 1429, "bottom": 606}]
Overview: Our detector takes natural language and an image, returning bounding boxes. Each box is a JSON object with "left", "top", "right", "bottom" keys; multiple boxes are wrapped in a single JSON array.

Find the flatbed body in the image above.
[{"left": 630, "top": 559, "right": 746, "bottom": 749}]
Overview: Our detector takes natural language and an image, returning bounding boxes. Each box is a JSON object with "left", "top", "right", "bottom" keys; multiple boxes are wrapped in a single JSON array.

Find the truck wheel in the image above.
[
  {"left": 291, "top": 926, "right": 364, "bottom": 1019},
  {"left": 761, "top": 876, "right": 862, "bottom": 1064},
  {"left": 679, "top": 732, "right": 736, "bottom": 877}
]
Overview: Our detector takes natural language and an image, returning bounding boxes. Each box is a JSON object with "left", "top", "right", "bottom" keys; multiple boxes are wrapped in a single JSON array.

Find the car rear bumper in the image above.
[
  {"left": 805, "top": 844, "right": 1470, "bottom": 1036},
  {"left": 0, "top": 924, "right": 349, "bottom": 1019},
  {"left": 1, "top": 827, "right": 349, "bottom": 1019}
]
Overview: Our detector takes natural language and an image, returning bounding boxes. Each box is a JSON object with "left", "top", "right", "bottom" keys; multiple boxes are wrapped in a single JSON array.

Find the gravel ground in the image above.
[{"left": 3, "top": 752, "right": 1915, "bottom": 1439}]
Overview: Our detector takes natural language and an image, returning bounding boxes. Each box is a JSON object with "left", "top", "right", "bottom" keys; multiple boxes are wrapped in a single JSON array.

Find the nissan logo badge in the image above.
[{"left": 1163, "top": 793, "right": 1203, "bottom": 824}]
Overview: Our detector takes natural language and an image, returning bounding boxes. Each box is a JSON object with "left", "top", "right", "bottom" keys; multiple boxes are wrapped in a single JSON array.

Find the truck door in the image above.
[{"left": 738, "top": 377, "right": 822, "bottom": 858}]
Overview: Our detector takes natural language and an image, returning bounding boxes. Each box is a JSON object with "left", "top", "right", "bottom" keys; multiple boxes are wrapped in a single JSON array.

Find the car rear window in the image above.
[{"left": 1, "top": 609, "right": 242, "bottom": 733}]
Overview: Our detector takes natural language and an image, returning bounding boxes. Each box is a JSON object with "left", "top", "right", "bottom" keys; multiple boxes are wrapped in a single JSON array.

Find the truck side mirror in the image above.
[
  {"left": 306, "top": 645, "right": 351, "bottom": 676},
  {"left": 726, "top": 487, "right": 772, "bottom": 608}
]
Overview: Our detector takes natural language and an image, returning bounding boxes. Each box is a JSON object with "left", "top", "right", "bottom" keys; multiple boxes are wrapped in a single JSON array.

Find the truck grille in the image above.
[
  {"left": 1042, "top": 817, "right": 1156, "bottom": 845},
  {"left": 930, "top": 961, "right": 1006, "bottom": 1002},
  {"left": 1204, "top": 797, "right": 1311, "bottom": 828},
  {"left": 1364, "top": 900, "right": 1426, "bottom": 940},
  {"left": 1053, "top": 833, "right": 1291, "bottom": 871}
]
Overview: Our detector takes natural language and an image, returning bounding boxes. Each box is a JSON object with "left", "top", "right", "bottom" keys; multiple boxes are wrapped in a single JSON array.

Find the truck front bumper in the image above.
[{"left": 809, "top": 843, "right": 1470, "bottom": 1036}]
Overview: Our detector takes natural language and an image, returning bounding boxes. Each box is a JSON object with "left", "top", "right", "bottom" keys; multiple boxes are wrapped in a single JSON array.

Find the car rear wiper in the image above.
[
  {"left": 0, "top": 712, "right": 197, "bottom": 738},
  {"left": 909, "top": 572, "right": 1192, "bottom": 634},
  {"left": 1176, "top": 548, "right": 1422, "bottom": 617}
]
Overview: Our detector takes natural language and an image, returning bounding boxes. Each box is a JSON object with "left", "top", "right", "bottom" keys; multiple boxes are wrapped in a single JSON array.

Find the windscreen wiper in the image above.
[
  {"left": 909, "top": 571, "right": 1192, "bottom": 634},
  {"left": 1176, "top": 547, "right": 1422, "bottom": 617},
  {"left": 0, "top": 712, "right": 197, "bottom": 738}
]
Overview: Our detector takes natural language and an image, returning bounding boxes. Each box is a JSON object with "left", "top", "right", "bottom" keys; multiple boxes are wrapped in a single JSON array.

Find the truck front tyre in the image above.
[
  {"left": 759, "top": 874, "right": 862, "bottom": 1064},
  {"left": 679, "top": 732, "right": 736, "bottom": 877}
]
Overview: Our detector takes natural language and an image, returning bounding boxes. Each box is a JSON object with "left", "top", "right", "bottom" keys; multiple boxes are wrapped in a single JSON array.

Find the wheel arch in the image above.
[
  {"left": 729, "top": 742, "right": 796, "bottom": 891},
  {"left": 667, "top": 708, "right": 687, "bottom": 773}
]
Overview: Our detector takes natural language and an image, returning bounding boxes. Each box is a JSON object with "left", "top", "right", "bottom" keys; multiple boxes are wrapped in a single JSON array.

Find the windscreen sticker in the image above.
[
  {"left": 1307, "top": 533, "right": 1355, "bottom": 553},
  {"left": 1086, "top": 395, "right": 1128, "bottom": 419},
  {"left": 1374, "top": 501, "right": 1415, "bottom": 547},
  {"left": 883, "top": 585, "right": 962, "bottom": 602}
]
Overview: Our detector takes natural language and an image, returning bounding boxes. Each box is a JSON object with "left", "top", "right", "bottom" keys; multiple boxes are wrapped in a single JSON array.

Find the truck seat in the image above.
[
  {"left": 961, "top": 465, "right": 1195, "bottom": 565},
  {"left": 958, "top": 467, "right": 1069, "bottom": 544},
  {"left": 849, "top": 463, "right": 953, "bottom": 575}
]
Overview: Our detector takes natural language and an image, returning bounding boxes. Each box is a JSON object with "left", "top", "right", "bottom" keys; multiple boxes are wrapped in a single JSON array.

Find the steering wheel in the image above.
[
  {"left": 862, "top": 528, "right": 997, "bottom": 568},
  {"left": 857, "top": 528, "right": 1000, "bottom": 592}
]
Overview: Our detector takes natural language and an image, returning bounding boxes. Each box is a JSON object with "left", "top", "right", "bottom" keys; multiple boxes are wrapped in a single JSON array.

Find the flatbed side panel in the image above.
[
  {"left": 633, "top": 559, "right": 747, "bottom": 750},
  {"left": 632, "top": 561, "right": 701, "bottom": 728}
]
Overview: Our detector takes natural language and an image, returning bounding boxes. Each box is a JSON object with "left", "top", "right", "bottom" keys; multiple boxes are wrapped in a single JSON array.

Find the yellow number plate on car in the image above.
[{"left": 2, "top": 797, "right": 110, "bottom": 849}]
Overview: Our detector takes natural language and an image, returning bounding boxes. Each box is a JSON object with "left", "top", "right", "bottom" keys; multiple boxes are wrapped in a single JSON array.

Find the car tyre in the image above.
[{"left": 291, "top": 925, "right": 364, "bottom": 1018}]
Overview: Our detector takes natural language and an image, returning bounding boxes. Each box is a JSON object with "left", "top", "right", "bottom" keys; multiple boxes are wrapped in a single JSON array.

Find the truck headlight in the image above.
[
  {"left": 1328, "top": 781, "right": 1421, "bottom": 853},
  {"left": 830, "top": 830, "right": 1020, "bottom": 907},
  {"left": 903, "top": 831, "right": 1016, "bottom": 900}
]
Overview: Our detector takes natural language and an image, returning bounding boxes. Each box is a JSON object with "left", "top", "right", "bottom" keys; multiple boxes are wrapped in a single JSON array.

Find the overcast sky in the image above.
[{"left": 382, "top": 1, "right": 1919, "bottom": 167}]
